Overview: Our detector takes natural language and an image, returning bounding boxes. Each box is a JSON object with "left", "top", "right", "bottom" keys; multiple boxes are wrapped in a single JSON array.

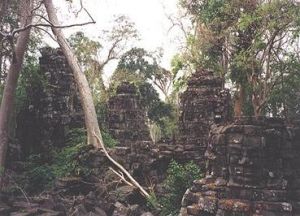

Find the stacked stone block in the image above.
[
  {"left": 180, "top": 117, "right": 300, "bottom": 216},
  {"left": 159, "top": 69, "right": 231, "bottom": 169},
  {"left": 107, "top": 82, "right": 158, "bottom": 181},
  {"left": 17, "top": 47, "right": 83, "bottom": 157}
]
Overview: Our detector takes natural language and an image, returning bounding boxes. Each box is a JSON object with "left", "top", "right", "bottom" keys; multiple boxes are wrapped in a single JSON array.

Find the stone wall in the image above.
[
  {"left": 107, "top": 82, "right": 159, "bottom": 182},
  {"left": 159, "top": 69, "right": 231, "bottom": 169},
  {"left": 16, "top": 47, "right": 83, "bottom": 157},
  {"left": 180, "top": 117, "right": 300, "bottom": 216}
]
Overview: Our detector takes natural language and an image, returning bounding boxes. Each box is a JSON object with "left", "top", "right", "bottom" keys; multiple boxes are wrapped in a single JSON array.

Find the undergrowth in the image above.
[
  {"left": 156, "top": 160, "right": 202, "bottom": 216},
  {"left": 15, "top": 127, "right": 117, "bottom": 194}
]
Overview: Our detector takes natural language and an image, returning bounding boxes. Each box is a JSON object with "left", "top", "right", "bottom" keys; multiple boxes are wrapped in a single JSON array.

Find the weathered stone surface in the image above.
[
  {"left": 107, "top": 82, "right": 159, "bottom": 182},
  {"left": 16, "top": 47, "right": 83, "bottom": 159},
  {"left": 181, "top": 117, "right": 300, "bottom": 216},
  {"left": 159, "top": 68, "right": 231, "bottom": 169}
]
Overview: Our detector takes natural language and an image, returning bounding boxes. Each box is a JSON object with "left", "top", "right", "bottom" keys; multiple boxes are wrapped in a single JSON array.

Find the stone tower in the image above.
[
  {"left": 177, "top": 68, "right": 231, "bottom": 168},
  {"left": 107, "top": 82, "right": 158, "bottom": 180},
  {"left": 180, "top": 117, "right": 300, "bottom": 216},
  {"left": 16, "top": 47, "right": 83, "bottom": 157}
]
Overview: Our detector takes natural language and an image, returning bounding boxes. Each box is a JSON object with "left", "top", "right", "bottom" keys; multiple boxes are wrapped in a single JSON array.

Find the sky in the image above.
[{"left": 51, "top": 0, "right": 184, "bottom": 81}]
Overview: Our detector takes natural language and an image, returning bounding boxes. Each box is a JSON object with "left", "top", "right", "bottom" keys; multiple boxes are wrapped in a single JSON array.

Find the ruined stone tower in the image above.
[
  {"left": 180, "top": 117, "right": 300, "bottom": 216},
  {"left": 177, "top": 69, "right": 231, "bottom": 168},
  {"left": 107, "top": 82, "right": 152, "bottom": 147},
  {"left": 17, "top": 47, "right": 83, "bottom": 157},
  {"left": 107, "top": 82, "right": 158, "bottom": 180}
]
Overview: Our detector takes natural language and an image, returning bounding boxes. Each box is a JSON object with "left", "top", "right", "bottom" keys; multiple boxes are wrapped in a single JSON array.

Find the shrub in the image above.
[
  {"left": 102, "top": 129, "right": 118, "bottom": 148},
  {"left": 18, "top": 127, "right": 117, "bottom": 194},
  {"left": 51, "top": 143, "right": 89, "bottom": 178},
  {"left": 160, "top": 160, "right": 202, "bottom": 215}
]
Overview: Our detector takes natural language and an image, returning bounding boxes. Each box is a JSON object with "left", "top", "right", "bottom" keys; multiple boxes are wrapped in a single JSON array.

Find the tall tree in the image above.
[
  {"left": 43, "top": 0, "right": 103, "bottom": 147},
  {"left": 0, "top": 0, "right": 33, "bottom": 168},
  {"left": 68, "top": 20, "right": 138, "bottom": 104},
  {"left": 116, "top": 47, "right": 173, "bottom": 100},
  {"left": 179, "top": 0, "right": 300, "bottom": 117},
  {"left": 0, "top": 0, "right": 19, "bottom": 83}
]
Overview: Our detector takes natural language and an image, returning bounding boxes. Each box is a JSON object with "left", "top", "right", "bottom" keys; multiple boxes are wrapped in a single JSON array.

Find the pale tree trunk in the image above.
[
  {"left": 44, "top": 1, "right": 152, "bottom": 201},
  {"left": 0, "top": 0, "right": 33, "bottom": 168},
  {"left": 44, "top": 0, "right": 103, "bottom": 147},
  {"left": 234, "top": 84, "right": 245, "bottom": 118}
]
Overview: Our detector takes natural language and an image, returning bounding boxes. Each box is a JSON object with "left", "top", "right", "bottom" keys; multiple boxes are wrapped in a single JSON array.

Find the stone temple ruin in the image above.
[
  {"left": 180, "top": 118, "right": 300, "bottom": 215},
  {"left": 158, "top": 69, "right": 231, "bottom": 174},
  {"left": 14, "top": 47, "right": 300, "bottom": 215},
  {"left": 17, "top": 47, "right": 83, "bottom": 158},
  {"left": 106, "top": 69, "right": 300, "bottom": 215},
  {"left": 107, "top": 82, "right": 159, "bottom": 182}
]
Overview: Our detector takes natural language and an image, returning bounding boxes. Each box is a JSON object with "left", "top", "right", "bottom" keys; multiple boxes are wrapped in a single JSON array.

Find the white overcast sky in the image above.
[{"left": 50, "top": 0, "right": 183, "bottom": 80}]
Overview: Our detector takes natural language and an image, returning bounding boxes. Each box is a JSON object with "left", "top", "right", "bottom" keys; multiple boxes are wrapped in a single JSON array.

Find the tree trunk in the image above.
[
  {"left": 234, "top": 84, "right": 245, "bottom": 118},
  {"left": 43, "top": 0, "right": 103, "bottom": 147},
  {"left": 0, "top": 0, "right": 33, "bottom": 168}
]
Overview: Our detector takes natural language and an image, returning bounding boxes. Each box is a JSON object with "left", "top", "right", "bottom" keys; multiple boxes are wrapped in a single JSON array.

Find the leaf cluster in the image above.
[{"left": 159, "top": 160, "right": 202, "bottom": 215}]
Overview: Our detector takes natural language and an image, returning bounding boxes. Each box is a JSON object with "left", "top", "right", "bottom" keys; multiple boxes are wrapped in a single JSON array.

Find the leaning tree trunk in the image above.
[
  {"left": 43, "top": 0, "right": 103, "bottom": 147},
  {"left": 0, "top": 0, "right": 33, "bottom": 168}
]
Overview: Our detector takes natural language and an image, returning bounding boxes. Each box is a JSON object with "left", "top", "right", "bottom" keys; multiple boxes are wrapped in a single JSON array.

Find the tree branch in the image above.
[
  {"left": 34, "top": 26, "right": 57, "bottom": 42},
  {"left": 99, "top": 38, "right": 122, "bottom": 70},
  {"left": 93, "top": 132, "right": 151, "bottom": 199},
  {"left": 12, "top": 20, "right": 95, "bottom": 38},
  {"left": 0, "top": 1, "right": 96, "bottom": 40},
  {"left": 109, "top": 167, "right": 134, "bottom": 187}
]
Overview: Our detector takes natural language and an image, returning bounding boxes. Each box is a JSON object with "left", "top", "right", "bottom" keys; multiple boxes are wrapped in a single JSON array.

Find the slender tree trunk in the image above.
[
  {"left": 0, "top": 0, "right": 33, "bottom": 168},
  {"left": 44, "top": 0, "right": 103, "bottom": 147},
  {"left": 234, "top": 84, "right": 245, "bottom": 118}
]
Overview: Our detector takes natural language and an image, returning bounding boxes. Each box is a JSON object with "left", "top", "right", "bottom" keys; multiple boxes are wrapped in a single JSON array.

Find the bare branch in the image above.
[
  {"left": 0, "top": 0, "right": 96, "bottom": 41},
  {"left": 12, "top": 19, "right": 95, "bottom": 37},
  {"left": 84, "top": 8, "right": 95, "bottom": 23},
  {"left": 109, "top": 167, "right": 134, "bottom": 187},
  {"left": 31, "top": 0, "right": 44, "bottom": 14},
  {"left": 34, "top": 14, "right": 53, "bottom": 25},
  {"left": 34, "top": 26, "right": 57, "bottom": 42},
  {"left": 99, "top": 38, "right": 122, "bottom": 70},
  {"left": 93, "top": 132, "right": 151, "bottom": 199},
  {"left": 75, "top": 0, "right": 84, "bottom": 16}
]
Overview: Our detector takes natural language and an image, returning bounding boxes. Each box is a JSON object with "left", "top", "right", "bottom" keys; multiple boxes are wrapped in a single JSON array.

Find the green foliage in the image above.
[
  {"left": 51, "top": 143, "right": 88, "bottom": 178},
  {"left": 68, "top": 15, "right": 140, "bottom": 116},
  {"left": 266, "top": 55, "right": 300, "bottom": 118},
  {"left": 138, "top": 82, "right": 160, "bottom": 110},
  {"left": 146, "top": 191, "right": 161, "bottom": 212},
  {"left": 65, "top": 128, "right": 87, "bottom": 146},
  {"left": 159, "top": 160, "right": 202, "bottom": 215},
  {"left": 117, "top": 47, "right": 159, "bottom": 80},
  {"left": 68, "top": 31, "right": 107, "bottom": 110},
  {"left": 102, "top": 129, "right": 118, "bottom": 148},
  {"left": 109, "top": 73, "right": 176, "bottom": 139},
  {"left": 65, "top": 127, "right": 117, "bottom": 148},
  {"left": 138, "top": 83, "right": 177, "bottom": 139},
  {"left": 114, "top": 47, "right": 173, "bottom": 98},
  {"left": 22, "top": 154, "right": 55, "bottom": 193},
  {"left": 68, "top": 31, "right": 102, "bottom": 66},
  {"left": 17, "top": 127, "right": 116, "bottom": 194},
  {"left": 16, "top": 56, "right": 47, "bottom": 113},
  {"left": 112, "top": 47, "right": 171, "bottom": 99},
  {"left": 145, "top": 94, "right": 178, "bottom": 139},
  {"left": 178, "top": 0, "right": 300, "bottom": 116},
  {"left": 148, "top": 100, "right": 172, "bottom": 123}
]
